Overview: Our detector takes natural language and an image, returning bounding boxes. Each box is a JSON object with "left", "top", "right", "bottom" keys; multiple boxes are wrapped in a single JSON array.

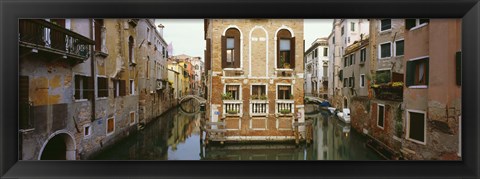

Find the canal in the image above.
[{"left": 91, "top": 102, "right": 383, "bottom": 160}]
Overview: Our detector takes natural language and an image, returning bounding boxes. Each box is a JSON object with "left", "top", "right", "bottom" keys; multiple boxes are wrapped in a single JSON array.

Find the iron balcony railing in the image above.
[{"left": 19, "top": 19, "right": 95, "bottom": 61}]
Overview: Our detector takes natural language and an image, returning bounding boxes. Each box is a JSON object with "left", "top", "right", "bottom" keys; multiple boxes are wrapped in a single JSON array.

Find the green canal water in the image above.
[{"left": 91, "top": 102, "right": 383, "bottom": 160}]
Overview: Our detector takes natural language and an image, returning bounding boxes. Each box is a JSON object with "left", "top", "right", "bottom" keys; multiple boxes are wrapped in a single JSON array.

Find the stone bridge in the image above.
[{"left": 179, "top": 95, "right": 207, "bottom": 104}]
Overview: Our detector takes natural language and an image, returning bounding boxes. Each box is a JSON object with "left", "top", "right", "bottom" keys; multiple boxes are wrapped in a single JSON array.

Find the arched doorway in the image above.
[{"left": 39, "top": 132, "right": 76, "bottom": 160}]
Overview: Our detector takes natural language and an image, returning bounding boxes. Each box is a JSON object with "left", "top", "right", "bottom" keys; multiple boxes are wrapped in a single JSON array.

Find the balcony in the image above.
[
  {"left": 250, "top": 100, "right": 268, "bottom": 117},
  {"left": 223, "top": 100, "right": 243, "bottom": 117},
  {"left": 19, "top": 19, "right": 94, "bottom": 63},
  {"left": 372, "top": 82, "right": 404, "bottom": 101},
  {"left": 275, "top": 100, "right": 295, "bottom": 116}
]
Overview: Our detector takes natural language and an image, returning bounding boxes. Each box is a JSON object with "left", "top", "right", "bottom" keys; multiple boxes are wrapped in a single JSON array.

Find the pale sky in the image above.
[{"left": 155, "top": 19, "right": 333, "bottom": 61}]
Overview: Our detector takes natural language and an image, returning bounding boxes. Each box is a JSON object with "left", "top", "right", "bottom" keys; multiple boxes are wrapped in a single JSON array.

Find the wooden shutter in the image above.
[
  {"left": 372, "top": 103, "right": 378, "bottom": 122},
  {"left": 206, "top": 38, "right": 211, "bottom": 71},
  {"left": 221, "top": 36, "right": 227, "bottom": 68},
  {"left": 234, "top": 35, "right": 240, "bottom": 68},
  {"left": 94, "top": 19, "right": 103, "bottom": 51},
  {"left": 277, "top": 38, "right": 280, "bottom": 68},
  {"left": 405, "top": 61, "right": 415, "bottom": 86},
  {"left": 74, "top": 75, "right": 81, "bottom": 99},
  {"left": 456, "top": 51, "right": 462, "bottom": 85},
  {"left": 425, "top": 58, "right": 429, "bottom": 85},
  {"left": 290, "top": 37, "right": 296, "bottom": 68},
  {"left": 85, "top": 76, "right": 94, "bottom": 100},
  {"left": 406, "top": 19, "right": 416, "bottom": 30},
  {"left": 119, "top": 80, "right": 126, "bottom": 96}
]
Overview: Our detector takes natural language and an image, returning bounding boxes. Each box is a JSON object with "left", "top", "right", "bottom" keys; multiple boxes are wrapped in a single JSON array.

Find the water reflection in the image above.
[{"left": 92, "top": 102, "right": 382, "bottom": 160}]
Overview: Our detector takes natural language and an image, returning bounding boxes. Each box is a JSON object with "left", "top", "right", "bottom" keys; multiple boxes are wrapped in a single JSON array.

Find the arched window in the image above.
[
  {"left": 128, "top": 36, "right": 134, "bottom": 64},
  {"left": 277, "top": 29, "right": 295, "bottom": 69},
  {"left": 221, "top": 28, "right": 240, "bottom": 68}
]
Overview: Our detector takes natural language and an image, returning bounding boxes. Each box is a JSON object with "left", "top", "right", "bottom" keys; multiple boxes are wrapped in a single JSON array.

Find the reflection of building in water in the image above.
[
  {"left": 204, "top": 144, "right": 312, "bottom": 160},
  {"left": 167, "top": 105, "right": 201, "bottom": 151}
]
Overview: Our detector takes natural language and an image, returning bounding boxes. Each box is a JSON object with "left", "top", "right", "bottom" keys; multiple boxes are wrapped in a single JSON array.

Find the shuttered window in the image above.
[
  {"left": 360, "top": 48, "right": 366, "bottom": 62},
  {"left": 395, "top": 40, "right": 404, "bottom": 56},
  {"left": 221, "top": 28, "right": 240, "bottom": 68},
  {"left": 277, "top": 29, "right": 295, "bottom": 69},
  {"left": 94, "top": 19, "right": 103, "bottom": 51},
  {"left": 252, "top": 85, "right": 266, "bottom": 96},
  {"left": 107, "top": 118, "right": 115, "bottom": 134},
  {"left": 380, "top": 42, "right": 391, "bottom": 58},
  {"left": 97, "top": 76, "right": 108, "bottom": 98},
  {"left": 75, "top": 75, "right": 93, "bottom": 100},
  {"left": 277, "top": 85, "right": 292, "bottom": 100},
  {"left": 130, "top": 112, "right": 136, "bottom": 125},
  {"left": 406, "top": 19, "right": 429, "bottom": 30},
  {"left": 406, "top": 58, "right": 429, "bottom": 86},
  {"left": 456, "top": 51, "right": 462, "bottom": 86},
  {"left": 407, "top": 111, "right": 426, "bottom": 143},
  {"left": 380, "top": 19, "right": 391, "bottom": 31}
]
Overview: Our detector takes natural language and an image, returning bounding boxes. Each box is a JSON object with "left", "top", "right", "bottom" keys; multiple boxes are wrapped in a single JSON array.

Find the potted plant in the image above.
[
  {"left": 251, "top": 94, "right": 259, "bottom": 100},
  {"left": 289, "top": 94, "right": 294, "bottom": 99},
  {"left": 283, "top": 63, "right": 291, "bottom": 69},
  {"left": 259, "top": 94, "right": 268, "bottom": 100},
  {"left": 279, "top": 109, "right": 291, "bottom": 114},
  {"left": 221, "top": 92, "right": 233, "bottom": 100}
]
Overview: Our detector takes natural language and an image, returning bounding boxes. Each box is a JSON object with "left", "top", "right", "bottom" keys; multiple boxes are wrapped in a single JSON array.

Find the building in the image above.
[
  {"left": 328, "top": 19, "right": 369, "bottom": 108},
  {"left": 136, "top": 19, "right": 172, "bottom": 125},
  {"left": 190, "top": 56, "right": 205, "bottom": 96},
  {"left": 304, "top": 38, "right": 329, "bottom": 98},
  {"left": 401, "top": 19, "right": 461, "bottom": 160},
  {"left": 19, "top": 19, "right": 176, "bottom": 160},
  {"left": 204, "top": 19, "right": 305, "bottom": 142}
]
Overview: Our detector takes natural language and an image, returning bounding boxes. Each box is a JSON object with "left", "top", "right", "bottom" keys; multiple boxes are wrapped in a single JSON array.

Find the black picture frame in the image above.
[{"left": 1, "top": 0, "right": 479, "bottom": 178}]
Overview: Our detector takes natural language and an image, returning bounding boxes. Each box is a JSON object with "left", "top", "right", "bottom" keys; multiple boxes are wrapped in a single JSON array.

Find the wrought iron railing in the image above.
[{"left": 19, "top": 19, "right": 94, "bottom": 60}]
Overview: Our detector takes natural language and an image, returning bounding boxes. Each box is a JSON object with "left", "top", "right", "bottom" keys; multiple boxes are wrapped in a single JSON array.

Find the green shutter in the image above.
[
  {"left": 339, "top": 70, "right": 343, "bottom": 80},
  {"left": 456, "top": 51, "right": 462, "bottom": 85},
  {"left": 405, "top": 61, "right": 415, "bottom": 86},
  {"left": 425, "top": 58, "right": 429, "bottom": 85}
]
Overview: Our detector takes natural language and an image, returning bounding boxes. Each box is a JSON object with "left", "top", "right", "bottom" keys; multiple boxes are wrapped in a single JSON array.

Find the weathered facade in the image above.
[
  {"left": 304, "top": 38, "right": 329, "bottom": 98},
  {"left": 19, "top": 19, "right": 175, "bottom": 160},
  {"left": 401, "top": 19, "right": 462, "bottom": 160},
  {"left": 204, "top": 19, "right": 305, "bottom": 142}
]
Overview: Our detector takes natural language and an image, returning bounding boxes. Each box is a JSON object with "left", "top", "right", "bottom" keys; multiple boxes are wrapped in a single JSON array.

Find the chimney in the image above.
[{"left": 158, "top": 24, "right": 165, "bottom": 37}]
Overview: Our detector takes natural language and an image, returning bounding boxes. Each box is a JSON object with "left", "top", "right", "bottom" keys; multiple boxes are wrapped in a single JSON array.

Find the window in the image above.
[
  {"left": 395, "top": 40, "right": 404, "bottom": 56},
  {"left": 407, "top": 110, "right": 426, "bottom": 144},
  {"left": 406, "top": 19, "right": 429, "bottom": 30},
  {"left": 130, "top": 80, "right": 135, "bottom": 95},
  {"left": 94, "top": 19, "right": 104, "bottom": 51},
  {"left": 130, "top": 111, "right": 136, "bottom": 125},
  {"left": 351, "top": 22, "right": 355, "bottom": 31},
  {"left": 128, "top": 36, "right": 134, "bottom": 64},
  {"left": 106, "top": 117, "right": 115, "bottom": 135},
  {"left": 343, "top": 78, "right": 348, "bottom": 87},
  {"left": 277, "top": 85, "right": 292, "bottom": 100},
  {"left": 83, "top": 124, "right": 91, "bottom": 137},
  {"left": 380, "top": 19, "right": 391, "bottom": 31},
  {"left": 333, "top": 36, "right": 335, "bottom": 44},
  {"left": 341, "top": 26, "right": 344, "bottom": 35},
  {"left": 314, "top": 48, "right": 318, "bottom": 58},
  {"left": 112, "top": 79, "right": 126, "bottom": 97},
  {"left": 360, "top": 74, "right": 365, "bottom": 88},
  {"left": 379, "top": 42, "right": 391, "bottom": 58},
  {"left": 344, "top": 57, "right": 348, "bottom": 67},
  {"left": 349, "top": 77, "right": 354, "bottom": 88},
  {"left": 146, "top": 28, "right": 150, "bottom": 43},
  {"left": 222, "top": 28, "right": 240, "bottom": 68},
  {"left": 377, "top": 104, "right": 385, "bottom": 129},
  {"left": 349, "top": 54, "right": 355, "bottom": 65},
  {"left": 406, "top": 57, "right": 429, "bottom": 86},
  {"left": 252, "top": 85, "right": 266, "bottom": 99},
  {"left": 225, "top": 85, "right": 240, "bottom": 100},
  {"left": 146, "top": 58, "right": 150, "bottom": 78},
  {"left": 360, "top": 48, "right": 366, "bottom": 62},
  {"left": 323, "top": 48, "right": 328, "bottom": 57},
  {"left": 74, "top": 75, "right": 92, "bottom": 100},
  {"left": 97, "top": 76, "right": 108, "bottom": 98},
  {"left": 276, "top": 29, "right": 295, "bottom": 69}
]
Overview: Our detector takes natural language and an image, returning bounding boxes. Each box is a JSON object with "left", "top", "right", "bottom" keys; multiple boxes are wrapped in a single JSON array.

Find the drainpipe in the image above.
[{"left": 90, "top": 19, "right": 96, "bottom": 122}]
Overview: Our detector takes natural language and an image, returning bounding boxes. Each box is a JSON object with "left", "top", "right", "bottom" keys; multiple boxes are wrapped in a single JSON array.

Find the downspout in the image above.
[{"left": 90, "top": 19, "right": 96, "bottom": 122}]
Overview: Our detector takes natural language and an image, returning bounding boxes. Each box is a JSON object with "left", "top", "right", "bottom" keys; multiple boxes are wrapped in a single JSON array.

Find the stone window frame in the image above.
[
  {"left": 394, "top": 39, "right": 405, "bottom": 57},
  {"left": 221, "top": 26, "right": 243, "bottom": 70},
  {"left": 406, "top": 56, "right": 429, "bottom": 89},
  {"left": 106, "top": 117, "right": 115, "bottom": 136},
  {"left": 223, "top": 83, "right": 242, "bottom": 101},
  {"left": 378, "top": 41, "right": 392, "bottom": 59},
  {"left": 351, "top": 22, "right": 355, "bottom": 32},
  {"left": 406, "top": 109, "right": 427, "bottom": 145},
  {"left": 377, "top": 103, "right": 385, "bottom": 130},
  {"left": 275, "top": 83, "right": 294, "bottom": 100},
  {"left": 83, "top": 123, "right": 92, "bottom": 139}
]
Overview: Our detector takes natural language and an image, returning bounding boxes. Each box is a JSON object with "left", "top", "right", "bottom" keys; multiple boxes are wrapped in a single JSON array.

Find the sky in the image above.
[{"left": 155, "top": 19, "right": 333, "bottom": 61}]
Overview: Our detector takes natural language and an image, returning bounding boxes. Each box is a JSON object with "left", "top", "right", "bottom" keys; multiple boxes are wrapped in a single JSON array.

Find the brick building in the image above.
[{"left": 204, "top": 19, "right": 305, "bottom": 142}]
